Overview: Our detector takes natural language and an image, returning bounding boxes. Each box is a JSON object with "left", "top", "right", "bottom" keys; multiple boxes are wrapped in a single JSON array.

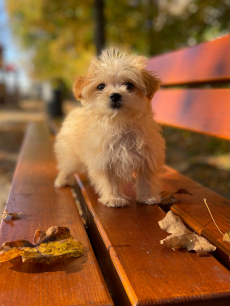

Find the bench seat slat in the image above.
[
  {"left": 0, "top": 122, "right": 113, "bottom": 306},
  {"left": 160, "top": 166, "right": 230, "bottom": 268},
  {"left": 147, "top": 35, "right": 230, "bottom": 86},
  {"left": 152, "top": 88, "right": 230, "bottom": 139},
  {"left": 74, "top": 173, "right": 230, "bottom": 306}
]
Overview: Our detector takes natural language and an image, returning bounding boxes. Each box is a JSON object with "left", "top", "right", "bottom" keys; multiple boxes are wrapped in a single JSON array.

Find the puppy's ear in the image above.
[
  {"left": 73, "top": 76, "right": 88, "bottom": 100},
  {"left": 141, "top": 70, "right": 161, "bottom": 100}
]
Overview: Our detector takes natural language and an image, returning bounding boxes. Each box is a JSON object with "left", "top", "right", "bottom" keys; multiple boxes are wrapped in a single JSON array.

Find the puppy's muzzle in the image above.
[{"left": 109, "top": 93, "right": 122, "bottom": 109}]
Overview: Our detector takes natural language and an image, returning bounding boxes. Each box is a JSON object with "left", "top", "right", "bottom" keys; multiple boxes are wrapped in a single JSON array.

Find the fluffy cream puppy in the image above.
[{"left": 54, "top": 49, "right": 165, "bottom": 207}]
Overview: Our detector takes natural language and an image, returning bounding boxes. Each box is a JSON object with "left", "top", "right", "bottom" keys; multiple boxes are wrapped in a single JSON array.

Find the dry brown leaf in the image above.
[
  {"left": 0, "top": 226, "right": 84, "bottom": 264},
  {"left": 223, "top": 230, "right": 230, "bottom": 243},
  {"left": 160, "top": 191, "right": 177, "bottom": 205},
  {"left": 174, "top": 189, "right": 193, "bottom": 195},
  {"left": 160, "top": 189, "right": 193, "bottom": 205},
  {"left": 1, "top": 209, "right": 22, "bottom": 220},
  {"left": 158, "top": 211, "right": 216, "bottom": 256}
]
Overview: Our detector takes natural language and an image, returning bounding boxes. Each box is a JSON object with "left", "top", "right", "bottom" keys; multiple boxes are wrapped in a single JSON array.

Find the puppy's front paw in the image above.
[
  {"left": 99, "top": 197, "right": 129, "bottom": 208},
  {"left": 54, "top": 173, "right": 75, "bottom": 188},
  {"left": 137, "top": 195, "right": 161, "bottom": 205},
  {"left": 54, "top": 176, "right": 66, "bottom": 188}
]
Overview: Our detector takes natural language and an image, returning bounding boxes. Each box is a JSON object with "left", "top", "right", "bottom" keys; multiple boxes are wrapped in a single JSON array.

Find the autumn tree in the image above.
[{"left": 6, "top": 0, "right": 230, "bottom": 87}]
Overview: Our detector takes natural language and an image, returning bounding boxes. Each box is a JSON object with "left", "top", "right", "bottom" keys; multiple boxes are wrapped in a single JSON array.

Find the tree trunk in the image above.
[
  {"left": 94, "top": 0, "right": 105, "bottom": 55},
  {"left": 146, "top": 0, "right": 157, "bottom": 56}
]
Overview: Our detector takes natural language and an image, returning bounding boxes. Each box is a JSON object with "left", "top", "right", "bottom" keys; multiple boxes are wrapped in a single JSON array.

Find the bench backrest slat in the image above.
[
  {"left": 152, "top": 88, "right": 230, "bottom": 139},
  {"left": 147, "top": 35, "right": 230, "bottom": 86},
  {"left": 147, "top": 35, "right": 230, "bottom": 138}
]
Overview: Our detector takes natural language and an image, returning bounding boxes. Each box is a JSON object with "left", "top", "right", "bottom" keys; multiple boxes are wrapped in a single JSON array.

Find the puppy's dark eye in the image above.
[
  {"left": 125, "top": 82, "right": 134, "bottom": 90},
  {"left": 97, "top": 83, "right": 106, "bottom": 91}
]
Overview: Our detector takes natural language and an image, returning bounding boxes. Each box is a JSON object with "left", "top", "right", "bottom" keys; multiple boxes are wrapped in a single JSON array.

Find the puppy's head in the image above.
[{"left": 73, "top": 49, "right": 160, "bottom": 120}]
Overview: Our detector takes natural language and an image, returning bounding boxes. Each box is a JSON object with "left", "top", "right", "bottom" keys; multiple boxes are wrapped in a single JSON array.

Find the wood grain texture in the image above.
[
  {"left": 147, "top": 35, "right": 230, "bottom": 85},
  {"left": 0, "top": 122, "right": 113, "bottom": 306},
  {"left": 151, "top": 88, "right": 230, "bottom": 139},
  {"left": 74, "top": 173, "right": 230, "bottom": 306}
]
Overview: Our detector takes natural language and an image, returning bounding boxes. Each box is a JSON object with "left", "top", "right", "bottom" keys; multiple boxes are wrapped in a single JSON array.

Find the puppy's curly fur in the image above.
[{"left": 54, "top": 49, "right": 165, "bottom": 207}]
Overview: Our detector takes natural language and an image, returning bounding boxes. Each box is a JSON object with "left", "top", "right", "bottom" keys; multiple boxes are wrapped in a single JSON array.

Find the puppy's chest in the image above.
[{"left": 104, "top": 130, "right": 145, "bottom": 171}]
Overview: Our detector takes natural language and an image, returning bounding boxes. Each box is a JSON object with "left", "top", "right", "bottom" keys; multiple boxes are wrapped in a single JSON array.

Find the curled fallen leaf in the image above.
[
  {"left": 174, "top": 189, "right": 193, "bottom": 195},
  {"left": 0, "top": 226, "right": 84, "bottom": 264},
  {"left": 1, "top": 209, "right": 22, "bottom": 220},
  {"left": 159, "top": 211, "right": 216, "bottom": 256},
  {"left": 160, "top": 191, "right": 177, "bottom": 205},
  {"left": 223, "top": 230, "right": 230, "bottom": 243}
]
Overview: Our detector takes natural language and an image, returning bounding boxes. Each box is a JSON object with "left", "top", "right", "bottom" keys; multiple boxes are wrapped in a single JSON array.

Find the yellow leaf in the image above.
[
  {"left": 0, "top": 226, "right": 84, "bottom": 264},
  {"left": 223, "top": 230, "right": 230, "bottom": 243}
]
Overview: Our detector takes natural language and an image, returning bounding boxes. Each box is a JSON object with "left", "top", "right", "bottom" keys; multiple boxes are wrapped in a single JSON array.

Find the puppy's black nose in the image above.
[
  {"left": 110, "top": 93, "right": 122, "bottom": 109},
  {"left": 110, "top": 93, "right": 121, "bottom": 102}
]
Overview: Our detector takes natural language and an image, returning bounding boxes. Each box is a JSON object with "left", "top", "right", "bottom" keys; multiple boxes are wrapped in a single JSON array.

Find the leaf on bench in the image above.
[
  {"left": 160, "top": 189, "right": 193, "bottom": 204},
  {"left": 159, "top": 211, "right": 216, "bottom": 256},
  {"left": 174, "top": 189, "right": 193, "bottom": 195},
  {"left": 1, "top": 209, "right": 22, "bottom": 220},
  {"left": 160, "top": 191, "right": 177, "bottom": 204},
  {"left": 0, "top": 226, "right": 84, "bottom": 264},
  {"left": 203, "top": 199, "right": 230, "bottom": 244},
  {"left": 223, "top": 231, "right": 230, "bottom": 243}
]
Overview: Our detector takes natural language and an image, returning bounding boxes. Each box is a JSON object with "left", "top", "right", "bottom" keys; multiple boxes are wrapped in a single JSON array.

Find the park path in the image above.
[{"left": 0, "top": 100, "right": 45, "bottom": 213}]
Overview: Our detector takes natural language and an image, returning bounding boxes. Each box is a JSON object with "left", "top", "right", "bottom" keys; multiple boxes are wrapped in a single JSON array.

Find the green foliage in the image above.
[
  {"left": 7, "top": 0, "right": 95, "bottom": 86},
  {"left": 6, "top": 0, "right": 230, "bottom": 87},
  {"left": 105, "top": 0, "right": 230, "bottom": 55}
]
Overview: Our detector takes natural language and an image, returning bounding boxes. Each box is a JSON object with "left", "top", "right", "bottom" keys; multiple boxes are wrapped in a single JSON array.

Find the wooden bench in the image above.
[
  {"left": 73, "top": 36, "right": 230, "bottom": 305},
  {"left": 147, "top": 34, "right": 230, "bottom": 266},
  {"left": 0, "top": 123, "right": 113, "bottom": 306},
  {"left": 0, "top": 35, "right": 229, "bottom": 306}
]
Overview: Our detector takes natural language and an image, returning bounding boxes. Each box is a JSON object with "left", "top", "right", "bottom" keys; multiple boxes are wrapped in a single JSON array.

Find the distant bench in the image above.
[{"left": 0, "top": 35, "right": 229, "bottom": 306}]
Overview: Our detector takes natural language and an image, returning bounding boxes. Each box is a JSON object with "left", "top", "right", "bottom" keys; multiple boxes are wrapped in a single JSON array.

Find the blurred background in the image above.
[{"left": 0, "top": 0, "right": 229, "bottom": 211}]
